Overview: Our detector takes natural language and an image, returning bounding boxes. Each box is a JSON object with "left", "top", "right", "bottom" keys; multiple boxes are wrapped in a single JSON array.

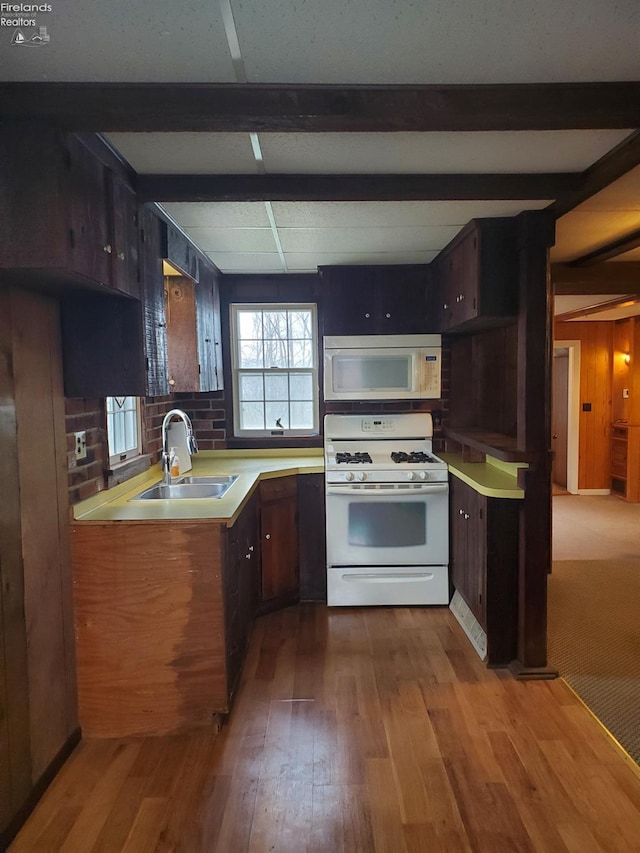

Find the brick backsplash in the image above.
[{"left": 66, "top": 390, "right": 228, "bottom": 506}]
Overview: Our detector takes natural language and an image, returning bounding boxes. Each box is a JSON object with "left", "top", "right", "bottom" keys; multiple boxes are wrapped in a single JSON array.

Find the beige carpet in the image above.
[{"left": 548, "top": 558, "right": 640, "bottom": 765}]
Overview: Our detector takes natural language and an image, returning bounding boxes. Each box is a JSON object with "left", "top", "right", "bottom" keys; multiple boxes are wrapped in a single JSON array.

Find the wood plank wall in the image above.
[
  {"left": 0, "top": 287, "right": 78, "bottom": 836},
  {"left": 554, "top": 320, "right": 613, "bottom": 490}
]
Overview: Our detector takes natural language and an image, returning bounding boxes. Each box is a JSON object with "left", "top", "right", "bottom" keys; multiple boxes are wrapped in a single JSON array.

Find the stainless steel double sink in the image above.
[{"left": 131, "top": 475, "right": 239, "bottom": 501}]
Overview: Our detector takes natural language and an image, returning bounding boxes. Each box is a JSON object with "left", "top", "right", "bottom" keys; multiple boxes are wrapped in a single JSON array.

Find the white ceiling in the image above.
[{"left": 4, "top": 0, "right": 640, "bottom": 294}]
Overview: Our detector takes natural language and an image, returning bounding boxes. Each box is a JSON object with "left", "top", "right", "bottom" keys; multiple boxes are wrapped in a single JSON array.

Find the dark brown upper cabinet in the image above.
[
  {"left": 433, "top": 219, "right": 518, "bottom": 334},
  {"left": 320, "top": 265, "right": 430, "bottom": 336},
  {"left": 196, "top": 264, "right": 224, "bottom": 393},
  {"left": 163, "top": 221, "right": 199, "bottom": 283},
  {"left": 0, "top": 124, "right": 140, "bottom": 297},
  {"left": 140, "top": 206, "right": 170, "bottom": 397}
]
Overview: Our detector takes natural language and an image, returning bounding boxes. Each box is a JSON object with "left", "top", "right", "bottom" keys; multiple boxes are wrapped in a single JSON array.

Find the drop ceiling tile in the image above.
[
  {"left": 259, "top": 131, "right": 630, "bottom": 174},
  {"left": 105, "top": 133, "right": 257, "bottom": 174},
  {"left": 233, "top": 0, "right": 640, "bottom": 84},
  {"left": 180, "top": 226, "right": 276, "bottom": 253},
  {"left": 207, "top": 253, "right": 285, "bottom": 273},
  {"left": 285, "top": 251, "right": 439, "bottom": 269},
  {"left": 278, "top": 226, "right": 460, "bottom": 254},
  {"left": 552, "top": 211, "right": 640, "bottom": 262},
  {"left": 3, "top": 1, "right": 235, "bottom": 82},
  {"left": 271, "top": 200, "right": 549, "bottom": 228},
  {"left": 162, "top": 202, "right": 271, "bottom": 227}
]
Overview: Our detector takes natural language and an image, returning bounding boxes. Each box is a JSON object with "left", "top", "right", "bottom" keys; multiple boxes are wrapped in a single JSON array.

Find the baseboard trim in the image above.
[
  {"left": 509, "top": 660, "right": 559, "bottom": 680},
  {"left": 0, "top": 727, "right": 82, "bottom": 852},
  {"left": 577, "top": 489, "right": 610, "bottom": 496}
]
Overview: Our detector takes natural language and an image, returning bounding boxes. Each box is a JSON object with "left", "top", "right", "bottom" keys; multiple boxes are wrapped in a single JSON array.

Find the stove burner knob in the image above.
[
  {"left": 357, "top": 472, "right": 367, "bottom": 481},
  {"left": 419, "top": 471, "right": 428, "bottom": 480},
  {"left": 407, "top": 471, "right": 416, "bottom": 480},
  {"left": 345, "top": 471, "right": 355, "bottom": 481}
]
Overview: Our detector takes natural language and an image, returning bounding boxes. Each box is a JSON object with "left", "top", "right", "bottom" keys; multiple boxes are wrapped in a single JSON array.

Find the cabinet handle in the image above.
[
  {"left": 385, "top": 313, "right": 391, "bottom": 319},
  {"left": 443, "top": 303, "right": 448, "bottom": 310},
  {"left": 265, "top": 533, "right": 271, "bottom": 540},
  {"left": 205, "top": 338, "right": 211, "bottom": 343},
  {"left": 463, "top": 512, "right": 469, "bottom": 520},
  {"left": 364, "top": 313, "right": 370, "bottom": 319},
  {"left": 168, "top": 378, "right": 176, "bottom": 386},
  {"left": 157, "top": 322, "right": 166, "bottom": 328},
  {"left": 117, "top": 251, "right": 125, "bottom": 260},
  {"left": 245, "top": 553, "right": 251, "bottom": 560},
  {"left": 459, "top": 508, "right": 464, "bottom": 515},
  {"left": 103, "top": 244, "right": 112, "bottom": 254},
  {"left": 248, "top": 545, "right": 254, "bottom": 552}
]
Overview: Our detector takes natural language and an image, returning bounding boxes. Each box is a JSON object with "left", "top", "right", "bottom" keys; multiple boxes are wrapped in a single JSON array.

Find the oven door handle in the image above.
[{"left": 326, "top": 483, "right": 449, "bottom": 496}]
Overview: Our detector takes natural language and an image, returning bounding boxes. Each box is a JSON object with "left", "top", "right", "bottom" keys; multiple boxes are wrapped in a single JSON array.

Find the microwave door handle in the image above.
[{"left": 326, "top": 483, "right": 449, "bottom": 497}]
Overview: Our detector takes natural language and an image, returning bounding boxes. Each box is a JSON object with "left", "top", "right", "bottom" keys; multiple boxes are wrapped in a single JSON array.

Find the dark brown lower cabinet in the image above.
[
  {"left": 450, "top": 475, "right": 519, "bottom": 666},
  {"left": 223, "top": 493, "right": 260, "bottom": 703},
  {"left": 297, "top": 473, "right": 327, "bottom": 601},
  {"left": 258, "top": 476, "right": 299, "bottom": 613}
]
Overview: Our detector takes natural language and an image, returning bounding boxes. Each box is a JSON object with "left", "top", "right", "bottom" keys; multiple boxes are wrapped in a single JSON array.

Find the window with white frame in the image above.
[
  {"left": 106, "top": 396, "right": 142, "bottom": 464},
  {"left": 231, "top": 304, "right": 319, "bottom": 436}
]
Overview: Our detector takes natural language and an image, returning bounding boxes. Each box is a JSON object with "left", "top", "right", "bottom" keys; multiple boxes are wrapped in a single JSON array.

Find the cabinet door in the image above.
[
  {"left": 321, "top": 267, "right": 377, "bottom": 335},
  {"left": 259, "top": 477, "right": 299, "bottom": 606},
  {"left": 109, "top": 173, "right": 140, "bottom": 298},
  {"left": 450, "top": 477, "right": 486, "bottom": 627},
  {"left": 297, "top": 474, "right": 326, "bottom": 601},
  {"left": 224, "top": 493, "right": 259, "bottom": 703},
  {"left": 465, "top": 489, "right": 487, "bottom": 626},
  {"left": 166, "top": 276, "right": 199, "bottom": 393},
  {"left": 66, "top": 134, "right": 113, "bottom": 287},
  {"left": 140, "top": 207, "right": 169, "bottom": 396},
  {"left": 164, "top": 222, "right": 199, "bottom": 281},
  {"left": 450, "top": 227, "right": 480, "bottom": 327},
  {"left": 449, "top": 476, "right": 468, "bottom": 597},
  {"left": 377, "top": 268, "right": 428, "bottom": 334},
  {"left": 195, "top": 267, "right": 223, "bottom": 392}
]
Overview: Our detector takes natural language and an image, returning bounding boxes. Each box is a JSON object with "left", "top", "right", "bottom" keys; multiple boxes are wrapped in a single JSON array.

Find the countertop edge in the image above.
[{"left": 442, "top": 454, "right": 524, "bottom": 499}]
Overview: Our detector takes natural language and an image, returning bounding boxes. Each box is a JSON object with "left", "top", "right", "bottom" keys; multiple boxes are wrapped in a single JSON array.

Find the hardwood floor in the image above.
[{"left": 10, "top": 604, "right": 640, "bottom": 852}]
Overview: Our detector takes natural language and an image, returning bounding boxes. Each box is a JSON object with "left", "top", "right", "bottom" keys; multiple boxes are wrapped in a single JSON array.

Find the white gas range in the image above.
[{"left": 324, "top": 413, "right": 449, "bottom": 607}]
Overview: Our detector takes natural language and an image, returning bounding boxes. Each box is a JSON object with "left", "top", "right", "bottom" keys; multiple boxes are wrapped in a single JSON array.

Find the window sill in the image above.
[
  {"left": 105, "top": 454, "right": 153, "bottom": 489},
  {"left": 227, "top": 436, "right": 323, "bottom": 450}
]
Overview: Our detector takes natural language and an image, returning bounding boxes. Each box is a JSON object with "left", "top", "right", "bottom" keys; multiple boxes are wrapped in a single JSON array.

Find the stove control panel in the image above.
[{"left": 361, "top": 418, "right": 395, "bottom": 433}]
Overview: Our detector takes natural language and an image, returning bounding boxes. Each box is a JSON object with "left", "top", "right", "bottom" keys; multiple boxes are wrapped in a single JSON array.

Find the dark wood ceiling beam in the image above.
[
  {"left": 555, "top": 294, "right": 640, "bottom": 321},
  {"left": 568, "top": 227, "right": 640, "bottom": 266},
  {"left": 552, "top": 262, "right": 640, "bottom": 294},
  {"left": 1, "top": 82, "right": 639, "bottom": 132},
  {"left": 550, "top": 130, "right": 640, "bottom": 216},
  {"left": 138, "top": 172, "right": 580, "bottom": 202}
]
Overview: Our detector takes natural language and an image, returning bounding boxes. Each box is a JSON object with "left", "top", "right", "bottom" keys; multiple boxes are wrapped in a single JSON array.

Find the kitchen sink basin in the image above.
[
  {"left": 175, "top": 475, "right": 238, "bottom": 486},
  {"left": 131, "top": 475, "right": 238, "bottom": 501}
]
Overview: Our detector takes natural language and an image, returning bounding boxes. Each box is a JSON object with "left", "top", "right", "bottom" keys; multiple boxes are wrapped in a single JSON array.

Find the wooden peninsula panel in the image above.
[{"left": 70, "top": 521, "right": 226, "bottom": 737}]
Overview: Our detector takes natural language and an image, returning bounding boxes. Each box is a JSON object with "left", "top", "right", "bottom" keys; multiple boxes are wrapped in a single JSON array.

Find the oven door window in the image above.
[{"left": 348, "top": 501, "right": 426, "bottom": 548}]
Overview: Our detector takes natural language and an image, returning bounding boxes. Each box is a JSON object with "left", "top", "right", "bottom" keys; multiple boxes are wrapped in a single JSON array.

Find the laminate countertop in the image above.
[
  {"left": 440, "top": 452, "right": 526, "bottom": 499},
  {"left": 72, "top": 449, "right": 324, "bottom": 525}
]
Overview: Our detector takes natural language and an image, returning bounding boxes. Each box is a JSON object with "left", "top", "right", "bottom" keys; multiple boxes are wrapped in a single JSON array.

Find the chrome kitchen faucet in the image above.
[{"left": 161, "top": 409, "right": 199, "bottom": 484}]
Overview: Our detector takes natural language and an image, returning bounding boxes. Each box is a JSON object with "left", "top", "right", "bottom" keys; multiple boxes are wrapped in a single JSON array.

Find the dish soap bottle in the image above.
[{"left": 169, "top": 447, "right": 180, "bottom": 478}]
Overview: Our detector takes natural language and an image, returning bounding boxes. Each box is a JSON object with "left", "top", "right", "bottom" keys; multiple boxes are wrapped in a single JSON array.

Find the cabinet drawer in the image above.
[{"left": 260, "top": 475, "right": 297, "bottom": 502}]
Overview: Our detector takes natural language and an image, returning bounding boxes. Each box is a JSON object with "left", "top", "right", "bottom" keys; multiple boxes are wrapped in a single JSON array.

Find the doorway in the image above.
[{"left": 552, "top": 340, "right": 580, "bottom": 494}]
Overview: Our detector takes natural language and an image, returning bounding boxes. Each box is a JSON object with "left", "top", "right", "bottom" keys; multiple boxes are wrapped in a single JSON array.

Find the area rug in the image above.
[{"left": 548, "top": 559, "right": 640, "bottom": 765}]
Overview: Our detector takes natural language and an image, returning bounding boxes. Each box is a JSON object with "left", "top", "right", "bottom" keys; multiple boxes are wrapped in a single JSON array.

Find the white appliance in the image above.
[
  {"left": 324, "top": 413, "right": 449, "bottom": 606},
  {"left": 323, "top": 334, "right": 441, "bottom": 402}
]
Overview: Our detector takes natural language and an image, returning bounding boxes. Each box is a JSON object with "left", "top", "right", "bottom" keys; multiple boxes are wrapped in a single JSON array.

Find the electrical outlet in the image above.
[
  {"left": 623, "top": 388, "right": 630, "bottom": 399},
  {"left": 74, "top": 431, "right": 87, "bottom": 461}
]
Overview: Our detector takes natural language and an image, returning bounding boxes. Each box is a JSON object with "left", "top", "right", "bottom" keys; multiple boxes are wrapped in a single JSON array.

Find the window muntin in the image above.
[
  {"left": 231, "top": 304, "right": 319, "bottom": 436},
  {"left": 106, "top": 396, "right": 142, "bottom": 464}
]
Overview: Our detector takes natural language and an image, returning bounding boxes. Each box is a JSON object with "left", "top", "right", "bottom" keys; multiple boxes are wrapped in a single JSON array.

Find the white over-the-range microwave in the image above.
[{"left": 323, "top": 334, "right": 441, "bottom": 401}]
